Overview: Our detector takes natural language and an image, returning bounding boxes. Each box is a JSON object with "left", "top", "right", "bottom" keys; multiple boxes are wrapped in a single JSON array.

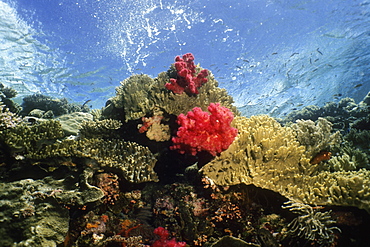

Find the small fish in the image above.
[
  {"left": 290, "top": 52, "right": 299, "bottom": 57},
  {"left": 316, "top": 48, "right": 323, "bottom": 55},
  {"left": 354, "top": 83, "right": 363, "bottom": 88},
  {"left": 243, "top": 59, "right": 249, "bottom": 63},
  {"left": 82, "top": 99, "right": 92, "bottom": 108},
  {"left": 310, "top": 151, "right": 332, "bottom": 165},
  {"left": 333, "top": 93, "right": 342, "bottom": 97},
  {"left": 271, "top": 52, "right": 278, "bottom": 55}
]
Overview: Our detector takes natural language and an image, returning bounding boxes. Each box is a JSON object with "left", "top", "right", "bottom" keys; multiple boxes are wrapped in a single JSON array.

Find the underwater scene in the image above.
[{"left": 1, "top": 0, "right": 370, "bottom": 246}]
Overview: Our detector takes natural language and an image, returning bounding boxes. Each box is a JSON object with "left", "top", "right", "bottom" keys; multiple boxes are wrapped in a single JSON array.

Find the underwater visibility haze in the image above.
[
  {"left": 1, "top": 0, "right": 370, "bottom": 115},
  {"left": 1, "top": 0, "right": 370, "bottom": 246}
]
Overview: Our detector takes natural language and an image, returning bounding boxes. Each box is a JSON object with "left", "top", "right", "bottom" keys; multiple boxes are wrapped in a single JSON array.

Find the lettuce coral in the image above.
[
  {"left": 200, "top": 115, "right": 370, "bottom": 213},
  {"left": 171, "top": 103, "right": 238, "bottom": 156}
]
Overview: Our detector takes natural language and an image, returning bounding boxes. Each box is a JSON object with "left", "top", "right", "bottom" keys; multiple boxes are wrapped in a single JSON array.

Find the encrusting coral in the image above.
[
  {"left": 137, "top": 106, "right": 171, "bottom": 142},
  {"left": 201, "top": 115, "right": 370, "bottom": 213}
]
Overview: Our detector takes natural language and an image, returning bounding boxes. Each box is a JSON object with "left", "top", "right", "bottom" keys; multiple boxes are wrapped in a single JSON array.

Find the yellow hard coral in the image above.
[
  {"left": 201, "top": 115, "right": 310, "bottom": 188},
  {"left": 201, "top": 115, "right": 370, "bottom": 213}
]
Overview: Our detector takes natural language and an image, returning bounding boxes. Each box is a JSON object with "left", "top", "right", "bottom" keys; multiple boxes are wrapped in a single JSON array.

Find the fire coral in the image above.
[
  {"left": 165, "top": 53, "right": 208, "bottom": 94},
  {"left": 171, "top": 103, "right": 238, "bottom": 156}
]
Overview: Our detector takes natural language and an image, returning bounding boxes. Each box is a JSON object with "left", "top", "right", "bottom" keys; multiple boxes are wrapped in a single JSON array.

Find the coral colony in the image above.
[
  {"left": 1, "top": 52, "right": 370, "bottom": 246},
  {"left": 165, "top": 53, "right": 209, "bottom": 94},
  {"left": 171, "top": 103, "right": 238, "bottom": 156}
]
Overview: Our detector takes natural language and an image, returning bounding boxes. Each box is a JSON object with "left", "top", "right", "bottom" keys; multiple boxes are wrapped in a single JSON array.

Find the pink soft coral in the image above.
[
  {"left": 151, "top": 227, "right": 186, "bottom": 247},
  {"left": 170, "top": 103, "right": 238, "bottom": 156},
  {"left": 165, "top": 53, "right": 208, "bottom": 94}
]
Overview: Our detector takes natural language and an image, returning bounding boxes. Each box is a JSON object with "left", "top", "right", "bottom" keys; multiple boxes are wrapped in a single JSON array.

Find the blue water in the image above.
[{"left": 1, "top": 0, "right": 370, "bottom": 117}]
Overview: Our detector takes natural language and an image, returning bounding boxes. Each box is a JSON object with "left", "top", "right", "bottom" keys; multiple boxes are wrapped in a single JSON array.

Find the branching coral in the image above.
[
  {"left": 326, "top": 146, "right": 369, "bottom": 171},
  {"left": 282, "top": 92, "right": 370, "bottom": 133},
  {"left": 0, "top": 102, "right": 21, "bottom": 131}
]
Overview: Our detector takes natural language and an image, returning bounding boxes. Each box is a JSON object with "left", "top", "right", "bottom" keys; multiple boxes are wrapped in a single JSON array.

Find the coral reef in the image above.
[
  {"left": 1, "top": 56, "right": 370, "bottom": 247},
  {"left": 171, "top": 103, "right": 238, "bottom": 156}
]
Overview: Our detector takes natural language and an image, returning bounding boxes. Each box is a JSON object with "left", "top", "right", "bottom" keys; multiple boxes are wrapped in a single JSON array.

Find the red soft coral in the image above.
[
  {"left": 170, "top": 103, "right": 238, "bottom": 156},
  {"left": 151, "top": 227, "right": 186, "bottom": 247},
  {"left": 165, "top": 53, "right": 208, "bottom": 94}
]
